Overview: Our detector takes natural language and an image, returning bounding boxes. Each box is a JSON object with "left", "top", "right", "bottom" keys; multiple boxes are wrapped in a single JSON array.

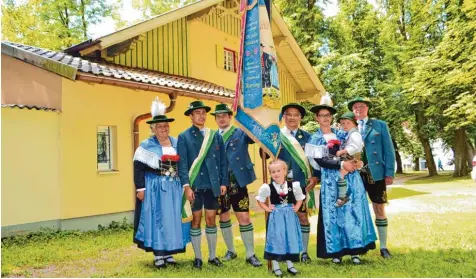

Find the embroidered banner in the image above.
[{"left": 233, "top": 0, "right": 281, "bottom": 158}]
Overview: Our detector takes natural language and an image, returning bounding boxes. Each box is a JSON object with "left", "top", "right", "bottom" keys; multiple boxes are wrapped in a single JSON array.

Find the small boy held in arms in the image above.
[
  {"left": 256, "top": 159, "right": 304, "bottom": 277},
  {"left": 334, "top": 112, "right": 364, "bottom": 207}
]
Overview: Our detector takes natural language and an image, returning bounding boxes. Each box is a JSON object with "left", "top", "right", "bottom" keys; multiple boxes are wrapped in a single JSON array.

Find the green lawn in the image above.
[
  {"left": 2, "top": 176, "right": 476, "bottom": 277},
  {"left": 404, "top": 172, "right": 473, "bottom": 185}
]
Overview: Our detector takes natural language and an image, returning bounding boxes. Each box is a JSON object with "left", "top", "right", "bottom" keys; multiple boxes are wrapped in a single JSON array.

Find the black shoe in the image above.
[
  {"left": 192, "top": 258, "right": 203, "bottom": 269},
  {"left": 154, "top": 258, "right": 166, "bottom": 269},
  {"left": 272, "top": 269, "right": 283, "bottom": 277},
  {"left": 380, "top": 248, "right": 392, "bottom": 259},
  {"left": 246, "top": 255, "right": 262, "bottom": 267},
  {"left": 208, "top": 257, "right": 223, "bottom": 267},
  {"left": 287, "top": 267, "right": 298, "bottom": 276},
  {"left": 301, "top": 252, "right": 312, "bottom": 263},
  {"left": 223, "top": 251, "right": 237, "bottom": 261}
]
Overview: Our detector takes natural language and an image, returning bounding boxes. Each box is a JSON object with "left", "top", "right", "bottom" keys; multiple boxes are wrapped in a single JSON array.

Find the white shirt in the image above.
[
  {"left": 323, "top": 133, "right": 337, "bottom": 142},
  {"left": 344, "top": 128, "right": 364, "bottom": 155},
  {"left": 218, "top": 125, "right": 232, "bottom": 135},
  {"left": 162, "top": 146, "right": 177, "bottom": 155},
  {"left": 358, "top": 117, "right": 369, "bottom": 135},
  {"left": 255, "top": 181, "right": 305, "bottom": 203}
]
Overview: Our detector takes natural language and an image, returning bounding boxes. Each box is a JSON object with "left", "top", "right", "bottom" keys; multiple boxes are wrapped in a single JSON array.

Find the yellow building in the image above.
[{"left": 1, "top": 0, "right": 325, "bottom": 236}]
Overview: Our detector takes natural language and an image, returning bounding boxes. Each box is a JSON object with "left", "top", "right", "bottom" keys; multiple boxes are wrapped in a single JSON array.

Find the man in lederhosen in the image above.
[
  {"left": 178, "top": 100, "right": 229, "bottom": 269},
  {"left": 212, "top": 104, "right": 263, "bottom": 267},
  {"left": 349, "top": 96, "right": 396, "bottom": 259}
]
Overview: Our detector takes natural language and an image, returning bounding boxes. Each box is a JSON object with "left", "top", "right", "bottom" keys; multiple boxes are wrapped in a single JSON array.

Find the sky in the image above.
[{"left": 89, "top": 0, "right": 347, "bottom": 39}]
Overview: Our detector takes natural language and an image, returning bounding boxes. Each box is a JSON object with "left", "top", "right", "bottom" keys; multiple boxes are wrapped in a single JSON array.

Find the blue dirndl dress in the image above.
[
  {"left": 133, "top": 136, "right": 190, "bottom": 256},
  {"left": 309, "top": 129, "right": 377, "bottom": 258},
  {"left": 264, "top": 181, "right": 303, "bottom": 262}
]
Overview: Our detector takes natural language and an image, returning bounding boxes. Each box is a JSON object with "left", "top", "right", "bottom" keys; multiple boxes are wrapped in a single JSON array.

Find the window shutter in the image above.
[{"left": 216, "top": 44, "right": 224, "bottom": 69}]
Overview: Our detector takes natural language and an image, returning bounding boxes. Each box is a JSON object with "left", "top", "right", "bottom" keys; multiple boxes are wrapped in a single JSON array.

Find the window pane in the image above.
[{"left": 97, "top": 127, "right": 112, "bottom": 170}]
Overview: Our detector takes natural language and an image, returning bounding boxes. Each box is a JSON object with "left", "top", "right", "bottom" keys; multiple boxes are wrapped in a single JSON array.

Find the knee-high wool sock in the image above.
[
  {"left": 206, "top": 226, "right": 218, "bottom": 260},
  {"left": 190, "top": 228, "right": 202, "bottom": 260},
  {"left": 220, "top": 220, "right": 235, "bottom": 253},
  {"left": 301, "top": 224, "right": 310, "bottom": 253},
  {"left": 337, "top": 178, "right": 347, "bottom": 199},
  {"left": 240, "top": 223, "right": 255, "bottom": 258},
  {"left": 375, "top": 218, "right": 388, "bottom": 249}
]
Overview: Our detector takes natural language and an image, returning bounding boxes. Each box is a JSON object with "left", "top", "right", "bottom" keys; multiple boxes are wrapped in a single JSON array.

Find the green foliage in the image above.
[
  {"left": 275, "top": 0, "right": 327, "bottom": 65},
  {"left": 1, "top": 218, "right": 132, "bottom": 248},
  {"left": 1, "top": 0, "right": 121, "bottom": 50},
  {"left": 279, "top": 0, "right": 475, "bottom": 176},
  {"left": 298, "top": 101, "right": 320, "bottom": 133},
  {"left": 132, "top": 0, "right": 195, "bottom": 18}
]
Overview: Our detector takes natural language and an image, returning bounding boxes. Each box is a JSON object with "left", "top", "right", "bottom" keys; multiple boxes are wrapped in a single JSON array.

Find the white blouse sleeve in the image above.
[
  {"left": 346, "top": 132, "right": 364, "bottom": 156},
  {"left": 255, "top": 184, "right": 271, "bottom": 203},
  {"left": 292, "top": 181, "right": 305, "bottom": 201}
]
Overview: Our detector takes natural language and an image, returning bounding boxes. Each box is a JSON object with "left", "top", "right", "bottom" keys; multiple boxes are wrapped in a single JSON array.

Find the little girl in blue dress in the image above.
[{"left": 256, "top": 159, "right": 304, "bottom": 277}]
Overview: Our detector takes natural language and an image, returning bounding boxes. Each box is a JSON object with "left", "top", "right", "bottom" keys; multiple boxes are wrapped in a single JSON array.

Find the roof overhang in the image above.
[
  {"left": 2, "top": 42, "right": 235, "bottom": 104},
  {"left": 63, "top": 0, "right": 325, "bottom": 99}
]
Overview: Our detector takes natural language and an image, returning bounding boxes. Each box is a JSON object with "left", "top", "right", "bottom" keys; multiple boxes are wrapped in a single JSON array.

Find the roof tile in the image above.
[{"left": 2, "top": 42, "right": 235, "bottom": 98}]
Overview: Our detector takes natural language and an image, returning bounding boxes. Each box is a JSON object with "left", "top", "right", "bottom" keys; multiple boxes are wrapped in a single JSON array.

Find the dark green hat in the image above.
[
  {"left": 347, "top": 96, "right": 372, "bottom": 110},
  {"left": 211, "top": 103, "right": 233, "bottom": 116},
  {"left": 310, "top": 93, "right": 337, "bottom": 115},
  {"left": 146, "top": 115, "right": 175, "bottom": 124},
  {"left": 281, "top": 103, "right": 306, "bottom": 118},
  {"left": 310, "top": 104, "right": 337, "bottom": 115},
  {"left": 184, "top": 100, "right": 211, "bottom": 116},
  {"left": 337, "top": 112, "right": 357, "bottom": 124}
]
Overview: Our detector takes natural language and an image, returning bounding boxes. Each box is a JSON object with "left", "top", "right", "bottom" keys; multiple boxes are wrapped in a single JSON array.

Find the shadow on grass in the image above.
[
  {"left": 387, "top": 187, "right": 429, "bottom": 200},
  {"left": 405, "top": 173, "right": 472, "bottom": 185},
  {"left": 99, "top": 247, "right": 476, "bottom": 278}
]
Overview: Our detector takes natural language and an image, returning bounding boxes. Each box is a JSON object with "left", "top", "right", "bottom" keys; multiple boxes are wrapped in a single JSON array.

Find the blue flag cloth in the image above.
[{"left": 233, "top": 0, "right": 282, "bottom": 158}]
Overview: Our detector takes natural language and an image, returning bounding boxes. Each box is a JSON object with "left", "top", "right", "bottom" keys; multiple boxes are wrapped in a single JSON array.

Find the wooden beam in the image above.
[{"left": 79, "top": 43, "right": 101, "bottom": 56}]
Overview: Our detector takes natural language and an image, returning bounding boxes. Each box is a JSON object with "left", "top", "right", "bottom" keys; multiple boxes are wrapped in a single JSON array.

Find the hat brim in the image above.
[
  {"left": 281, "top": 104, "right": 306, "bottom": 117},
  {"left": 310, "top": 105, "right": 337, "bottom": 115},
  {"left": 337, "top": 116, "right": 357, "bottom": 124},
  {"left": 146, "top": 118, "right": 175, "bottom": 124},
  {"left": 348, "top": 100, "right": 372, "bottom": 110},
  {"left": 211, "top": 110, "right": 233, "bottom": 116},
  {"left": 184, "top": 106, "right": 211, "bottom": 116}
]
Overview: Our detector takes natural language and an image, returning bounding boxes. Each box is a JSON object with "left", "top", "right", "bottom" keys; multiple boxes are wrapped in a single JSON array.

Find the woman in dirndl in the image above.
[
  {"left": 307, "top": 95, "right": 377, "bottom": 265},
  {"left": 133, "top": 97, "right": 191, "bottom": 268},
  {"left": 256, "top": 159, "right": 304, "bottom": 277}
]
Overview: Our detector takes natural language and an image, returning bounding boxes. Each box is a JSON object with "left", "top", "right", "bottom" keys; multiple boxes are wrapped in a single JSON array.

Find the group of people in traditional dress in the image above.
[{"left": 132, "top": 95, "right": 395, "bottom": 276}]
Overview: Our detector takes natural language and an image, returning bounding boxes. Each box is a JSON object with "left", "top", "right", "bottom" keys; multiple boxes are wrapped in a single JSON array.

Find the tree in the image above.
[
  {"left": 132, "top": 0, "right": 195, "bottom": 18},
  {"left": 2, "top": 0, "right": 121, "bottom": 50},
  {"left": 275, "top": 0, "right": 328, "bottom": 66},
  {"left": 404, "top": 0, "right": 476, "bottom": 177}
]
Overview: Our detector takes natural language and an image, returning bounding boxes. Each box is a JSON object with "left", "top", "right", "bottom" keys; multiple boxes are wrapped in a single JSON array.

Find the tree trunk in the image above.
[
  {"left": 467, "top": 139, "right": 475, "bottom": 167},
  {"left": 413, "top": 103, "right": 437, "bottom": 176},
  {"left": 413, "top": 156, "right": 420, "bottom": 171},
  {"left": 393, "top": 139, "right": 403, "bottom": 174},
  {"left": 453, "top": 128, "right": 469, "bottom": 177},
  {"left": 421, "top": 140, "right": 437, "bottom": 176},
  {"left": 80, "top": 0, "right": 88, "bottom": 40}
]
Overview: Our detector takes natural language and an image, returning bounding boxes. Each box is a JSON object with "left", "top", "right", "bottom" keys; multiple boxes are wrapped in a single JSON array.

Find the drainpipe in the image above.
[{"left": 133, "top": 92, "right": 177, "bottom": 152}]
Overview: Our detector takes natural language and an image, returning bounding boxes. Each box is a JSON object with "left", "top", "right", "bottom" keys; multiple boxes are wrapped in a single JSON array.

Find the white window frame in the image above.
[
  {"left": 223, "top": 48, "right": 236, "bottom": 72},
  {"left": 97, "top": 126, "right": 116, "bottom": 172}
]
